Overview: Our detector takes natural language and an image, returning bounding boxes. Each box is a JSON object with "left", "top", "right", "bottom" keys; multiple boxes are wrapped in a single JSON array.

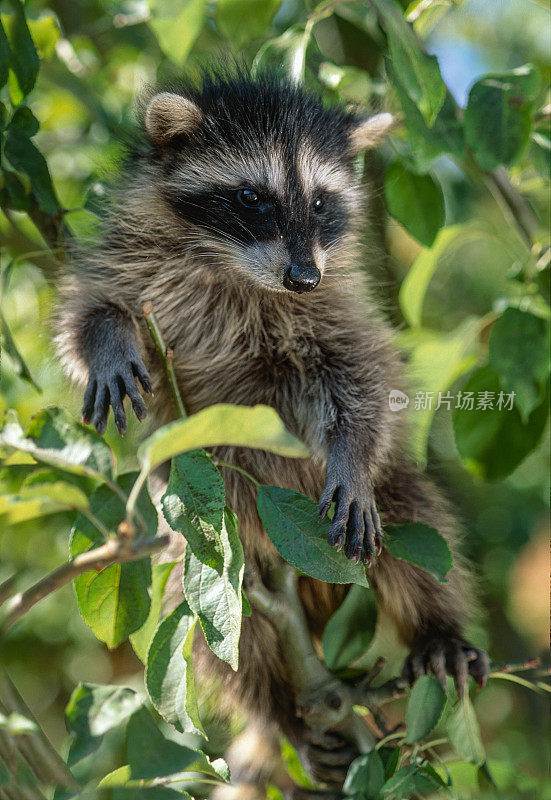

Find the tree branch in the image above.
[
  {"left": 246, "top": 565, "right": 405, "bottom": 752},
  {"left": 1, "top": 534, "right": 169, "bottom": 632}
]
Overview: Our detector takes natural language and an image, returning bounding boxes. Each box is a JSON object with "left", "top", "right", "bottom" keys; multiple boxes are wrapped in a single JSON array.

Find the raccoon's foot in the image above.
[
  {"left": 402, "top": 637, "right": 490, "bottom": 696},
  {"left": 301, "top": 731, "right": 358, "bottom": 789},
  {"left": 319, "top": 459, "right": 382, "bottom": 566},
  {"left": 82, "top": 348, "right": 152, "bottom": 436}
]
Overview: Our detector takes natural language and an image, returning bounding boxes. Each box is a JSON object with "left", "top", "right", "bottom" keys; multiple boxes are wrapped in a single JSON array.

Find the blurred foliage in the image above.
[{"left": 0, "top": 0, "right": 549, "bottom": 798}]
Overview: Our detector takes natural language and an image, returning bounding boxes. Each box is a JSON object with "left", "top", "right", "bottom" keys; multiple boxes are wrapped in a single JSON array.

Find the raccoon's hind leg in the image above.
[{"left": 371, "top": 458, "right": 490, "bottom": 695}]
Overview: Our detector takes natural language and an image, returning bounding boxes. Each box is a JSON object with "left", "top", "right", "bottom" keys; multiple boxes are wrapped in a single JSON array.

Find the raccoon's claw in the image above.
[
  {"left": 319, "top": 478, "right": 383, "bottom": 567},
  {"left": 402, "top": 637, "right": 490, "bottom": 696},
  {"left": 82, "top": 355, "right": 152, "bottom": 437}
]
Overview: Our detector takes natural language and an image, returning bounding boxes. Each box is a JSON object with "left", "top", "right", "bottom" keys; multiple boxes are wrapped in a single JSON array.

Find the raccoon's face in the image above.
[{"left": 145, "top": 77, "right": 394, "bottom": 294}]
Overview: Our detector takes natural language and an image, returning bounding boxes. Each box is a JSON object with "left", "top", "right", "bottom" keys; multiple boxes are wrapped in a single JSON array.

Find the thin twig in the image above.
[
  {"left": 1, "top": 535, "right": 169, "bottom": 632},
  {"left": 0, "top": 675, "right": 78, "bottom": 791},
  {"left": 143, "top": 301, "right": 187, "bottom": 419},
  {"left": 0, "top": 576, "right": 16, "bottom": 608},
  {"left": 490, "top": 658, "right": 543, "bottom": 674},
  {"left": 247, "top": 564, "right": 380, "bottom": 752}
]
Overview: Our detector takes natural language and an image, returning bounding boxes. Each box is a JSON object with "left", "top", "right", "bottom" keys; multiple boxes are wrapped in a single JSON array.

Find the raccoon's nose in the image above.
[{"left": 283, "top": 263, "right": 321, "bottom": 293}]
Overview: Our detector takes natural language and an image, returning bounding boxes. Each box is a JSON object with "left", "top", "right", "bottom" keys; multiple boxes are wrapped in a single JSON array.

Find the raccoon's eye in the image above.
[
  {"left": 237, "top": 188, "right": 261, "bottom": 207},
  {"left": 313, "top": 196, "right": 325, "bottom": 213}
]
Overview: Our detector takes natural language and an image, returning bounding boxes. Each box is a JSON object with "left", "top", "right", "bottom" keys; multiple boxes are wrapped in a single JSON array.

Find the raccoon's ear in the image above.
[
  {"left": 349, "top": 113, "right": 395, "bottom": 153},
  {"left": 145, "top": 92, "right": 203, "bottom": 144}
]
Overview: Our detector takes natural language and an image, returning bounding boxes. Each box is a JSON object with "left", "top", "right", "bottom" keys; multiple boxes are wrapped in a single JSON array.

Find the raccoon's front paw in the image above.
[
  {"left": 82, "top": 350, "right": 152, "bottom": 436},
  {"left": 319, "top": 470, "right": 383, "bottom": 566},
  {"left": 402, "top": 637, "right": 490, "bottom": 696}
]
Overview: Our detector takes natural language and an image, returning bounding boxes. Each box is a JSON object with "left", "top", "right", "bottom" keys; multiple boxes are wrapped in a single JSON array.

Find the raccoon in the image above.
[{"left": 56, "top": 70, "right": 489, "bottom": 797}]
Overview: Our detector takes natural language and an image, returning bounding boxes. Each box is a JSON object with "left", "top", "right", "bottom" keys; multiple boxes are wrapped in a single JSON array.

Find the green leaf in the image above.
[
  {"left": 405, "top": 675, "right": 446, "bottom": 743},
  {"left": 125, "top": 707, "right": 228, "bottom": 782},
  {"left": 183, "top": 507, "right": 244, "bottom": 670},
  {"left": 138, "top": 404, "right": 309, "bottom": 476},
  {"left": 371, "top": 0, "right": 445, "bottom": 125},
  {"left": 8, "top": 105, "right": 39, "bottom": 136},
  {"left": 399, "top": 225, "right": 463, "bottom": 327},
  {"left": 280, "top": 738, "right": 316, "bottom": 790},
  {"left": 318, "top": 63, "right": 372, "bottom": 105},
  {"left": 0, "top": 468, "right": 89, "bottom": 523},
  {"left": 0, "top": 308, "right": 40, "bottom": 390},
  {"left": 130, "top": 561, "right": 176, "bottom": 663},
  {"left": 2, "top": 2, "right": 39, "bottom": 98},
  {"left": 0, "top": 19, "right": 11, "bottom": 89},
  {"left": 379, "top": 745, "right": 401, "bottom": 781},
  {"left": 387, "top": 62, "right": 463, "bottom": 171},
  {"left": 70, "top": 473, "right": 156, "bottom": 648},
  {"left": 489, "top": 308, "right": 550, "bottom": 421},
  {"left": 146, "top": 600, "right": 204, "bottom": 736},
  {"left": 1, "top": 169, "right": 31, "bottom": 211},
  {"left": 464, "top": 66, "right": 539, "bottom": 170},
  {"left": 344, "top": 751, "right": 385, "bottom": 798},
  {"left": 4, "top": 129, "right": 61, "bottom": 214},
  {"left": 446, "top": 695, "right": 486, "bottom": 766},
  {"left": 149, "top": 0, "right": 206, "bottom": 65},
  {"left": 215, "top": 0, "right": 281, "bottom": 47},
  {"left": 162, "top": 450, "right": 226, "bottom": 570},
  {"left": 322, "top": 584, "right": 377, "bottom": 671},
  {"left": 0, "top": 408, "right": 114, "bottom": 481},
  {"left": 399, "top": 318, "right": 479, "bottom": 463},
  {"left": 65, "top": 683, "right": 142, "bottom": 765},
  {"left": 452, "top": 365, "right": 549, "bottom": 481},
  {"left": 257, "top": 485, "right": 369, "bottom": 587},
  {"left": 385, "top": 161, "right": 445, "bottom": 247},
  {"left": 384, "top": 523, "right": 453, "bottom": 583},
  {"left": 381, "top": 763, "right": 444, "bottom": 796}
]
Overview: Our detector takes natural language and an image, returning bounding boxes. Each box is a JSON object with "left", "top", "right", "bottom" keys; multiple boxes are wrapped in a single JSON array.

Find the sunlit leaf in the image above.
[
  {"left": 146, "top": 600, "right": 204, "bottom": 735},
  {"left": 138, "top": 404, "right": 308, "bottom": 475},
  {"left": 162, "top": 450, "right": 226, "bottom": 570},
  {"left": 399, "top": 225, "right": 463, "bottom": 327},
  {"left": 215, "top": 0, "right": 281, "bottom": 47},
  {"left": 183, "top": 508, "right": 244, "bottom": 670},
  {"left": 399, "top": 319, "right": 479, "bottom": 463},
  {"left": 0, "top": 408, "right": 114, "bottom": 481},
  {"left": 149, "top": 0, "right": 206, "bottom": 65},
  {"left": 371, "top": 0, "right": 445, "bottom": 125},
  {"left": 70, "top": 473, "right": 156, "bottom": 648}
]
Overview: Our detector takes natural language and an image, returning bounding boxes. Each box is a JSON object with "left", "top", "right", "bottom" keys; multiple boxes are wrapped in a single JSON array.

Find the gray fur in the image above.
[{"left": 56, "top": 74, "right": 488, "bottom": 792}]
